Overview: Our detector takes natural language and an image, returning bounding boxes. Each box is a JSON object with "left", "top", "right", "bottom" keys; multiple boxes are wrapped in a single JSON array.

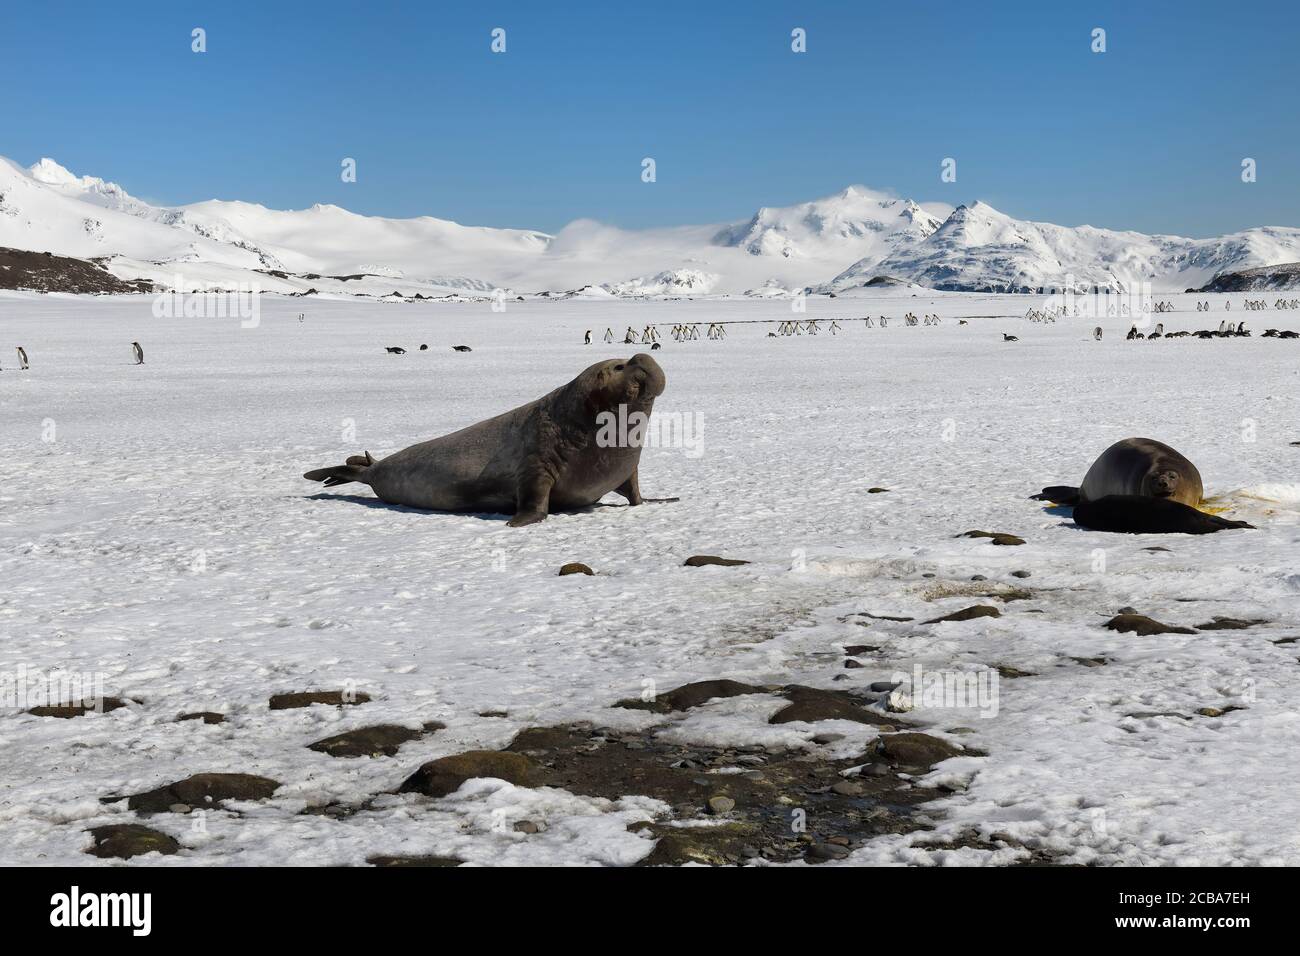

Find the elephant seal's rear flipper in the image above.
[
  {"left": 1032, "top": 485, "right": 1081, "bottom": 505},
  {"left": 1073, "top": 495, "right": 1254, "bottom": 534},
  {"left": 304, "top": 451, "right": 375, "bottom": 489}
]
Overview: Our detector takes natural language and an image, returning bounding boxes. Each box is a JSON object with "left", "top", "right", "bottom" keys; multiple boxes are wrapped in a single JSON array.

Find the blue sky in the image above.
[{"left": 4, "top": 0, "right": 1298, "bottom": 236}]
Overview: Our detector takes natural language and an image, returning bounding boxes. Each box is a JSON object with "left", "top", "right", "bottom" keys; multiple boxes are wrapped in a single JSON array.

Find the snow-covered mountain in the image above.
[
  {"left": 712, "top": 186, "right": 949, "bottom": 261},
  {"left": 821, "top": 200, "right": 1300, "bottom": 294},
  {"left": 4, "top": 155, "right": 1300, "bottom": 297}
]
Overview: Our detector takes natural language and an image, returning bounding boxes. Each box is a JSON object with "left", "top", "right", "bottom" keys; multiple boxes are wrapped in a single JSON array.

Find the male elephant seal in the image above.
[
  {"left": 303, "top": 353, "right": 666, "bottom": 526},
  {"left": 1034, "top": 437, "right": 1253, "bottom": 534}
]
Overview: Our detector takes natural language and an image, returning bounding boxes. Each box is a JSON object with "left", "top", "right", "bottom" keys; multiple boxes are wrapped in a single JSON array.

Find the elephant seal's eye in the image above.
[{"left": 614, "top": 365, "right": 625, "bottom": 371}]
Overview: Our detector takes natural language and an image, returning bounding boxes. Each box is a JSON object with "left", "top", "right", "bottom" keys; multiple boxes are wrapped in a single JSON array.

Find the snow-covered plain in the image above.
[{"left": 1, "top": 290, "right": 1298, "bottom": 866}]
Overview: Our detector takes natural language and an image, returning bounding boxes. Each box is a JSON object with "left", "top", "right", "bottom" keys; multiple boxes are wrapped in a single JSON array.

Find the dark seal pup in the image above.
[
  {"left": 304, "top": 353, "right": 666, "bottom": 527},
  {"left": 1034, "top": 437, "right": 1253, "bottom": 534}
]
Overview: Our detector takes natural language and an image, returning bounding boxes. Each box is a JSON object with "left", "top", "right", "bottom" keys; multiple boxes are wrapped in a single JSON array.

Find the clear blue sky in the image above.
[{"left": 4, "top": 0, "right": 1297, "bottom": 236}]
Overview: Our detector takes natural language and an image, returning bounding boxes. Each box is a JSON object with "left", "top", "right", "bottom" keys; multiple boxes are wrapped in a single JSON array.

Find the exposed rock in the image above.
[
  {"left": 1196, "top": 706, "right": 1244, "bottom": 718},
  {"left": 269, "top": 690, "right": 371, "bottom": 710},
  {"left": 119, "top": 773, "right": 282, "bottom": 813},
  {"left": 1011, "top": 570, "right": 1032, "bottom": 579},
  {"left": 86, "top": 824, "right": 180, "bottom": 859},
  {"left": 843, "top": 644, "right": 878, "bottom": 656},
  {"left": 308, "top": 721, "right": 444, "bottom": 758},
  {"left": 28, "top": 697, "right": 129, "bottom": 718},
  {"left": 707, "top": 795, "right": 736, "bottom": 814},
  {"left": 1195, "top": 616, "right": 1269, "bottom": 631},
  {"left": 638, "top": 822, "right": 759, "bottom": 866},
  {"left": 867, "top": 487, "right": 890, "bottom": 494},
  {"left": 177, "top": 711, "right": 225, "bottom": 724},
  {"left": 769, "top": 685, "right": 894, "bottom": 726},
  {"left": 995, "top": 665, "right": 1035, "bottom": 679},
  {"left": 875, "top": 732, "right": 964, "bottom": 769},
  {"left": 922, "top": 605, "right": 1001, "bottom": 624},
  {"left": 0, "top": 246, "right": 154, "bottom": 294},
  {"left": 805, "top": 842, "right": 851, "bottom": 863},
  {"left": 367, "top": 854, "right": 462, "bottom": 867},
  {"left": 398, "top": 750, "right": 541, "bottom": 797},
  {"left": 1104, "top": 614, "right": 1196, "bottom": 636},
  {"left": 959, "top": 530, "right": 1025, "bottom": 546},
  {"left": 558, "top": 562, "right": 594, "bottom": 576},
  {"left": 683, "top": 554, "right": 751, "bottom": 567},
  {"left": 615, "top": 678, "right": 767, "bottom": 713}
]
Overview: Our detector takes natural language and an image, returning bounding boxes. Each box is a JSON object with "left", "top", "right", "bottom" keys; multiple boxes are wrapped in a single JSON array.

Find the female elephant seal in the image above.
[
  {"left": 1034, "top": 437, "right": 1253, "bottom": 534},
  {"left": 304, "top": 353, "right": 666, "bottom": 526}
]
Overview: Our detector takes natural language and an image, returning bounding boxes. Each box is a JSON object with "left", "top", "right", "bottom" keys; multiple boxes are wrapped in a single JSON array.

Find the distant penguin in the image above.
[
  {"left": 419, "top": 344, "right": 429, "bottom": 351},
  {"left": 651, "top": 342, "right": 661, "bottom": 350},
  {"left": 452, "top": 345, "right": 472, "bottom": 352},
  {"left": 1093, "top": 326, "right": 1103, "bottom": 340},
  {"left": 1002, "top": 333, "right": 1019, "bottom": 342},
  {"left": 584, "top": 330, "right": 591, "bottom": 345},
  {"left": 132, "top": 341, "right": 144, "bottom": 365},
  {"left": 16, "top": 346, "right": 29, "bottom": 369},
  {"left": 386, "top": 346, "right": 406, "bottom": 354}
]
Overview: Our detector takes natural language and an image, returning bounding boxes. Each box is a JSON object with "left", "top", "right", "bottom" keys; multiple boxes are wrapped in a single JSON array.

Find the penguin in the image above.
[
  {"left": 385, "top": 346, "right": 406, "bottom": 354},
  {"left": 1002, "top": 333, "right": 1019, "bottom": 342},
  {"left": 16, "top": 346, "right": 29, "bottom": 369},
  {"left": 419, "top": 344, "right": 429, "bottom": 351},
  {"left": 1093, "top": 327, "right": 1103, "bottom": 340},
  {"left": 584, "top": 330, "right": 591, "bottom": 345},
  {"left": 452, "top": 345, "right": 473, "bottom": 352},
  {"left": 132, "top": 341, "right": 144, "bottom": 365}
]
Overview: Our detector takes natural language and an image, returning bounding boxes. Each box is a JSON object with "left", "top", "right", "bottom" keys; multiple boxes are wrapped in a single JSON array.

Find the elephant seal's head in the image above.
[{"left": 577, "top": 353, "right": 666, "bottom": 415}]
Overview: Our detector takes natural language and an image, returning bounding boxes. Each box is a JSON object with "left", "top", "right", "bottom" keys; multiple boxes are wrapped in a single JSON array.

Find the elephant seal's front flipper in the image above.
[{"left": 1073, "top": 495, "right": 1254, "bottom": 534}]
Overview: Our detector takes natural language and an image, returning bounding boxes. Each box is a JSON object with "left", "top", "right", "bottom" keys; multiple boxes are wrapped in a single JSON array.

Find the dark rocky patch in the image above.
[
  {"left": 1011, "top": 570, "right": 1032, "bottom": 579},
  {"left": 558, "top": 562, "right": 594, "bottom": 576},
  {"left": 615, "top": 678, "right": 768, "bottom": 713},
  {"left": 496, "top": 724, "right": 941, "bottom": 865},
  {"left": 309, "top": 721, "right": 444, "bottom": 758},
  {"left": 1143, "top": 546, "right": 1173, "bottom": 552},
  {"left": 1104, "top": 614, "right": 1196, "bottom": 636},
  {"left": 177, "top": 711, "right": 225, "bottom": 724},
  {"left": 857, "top": 612, "right": 914, "bottom": 622},
  {"left": 959, "top": 530, "right": 1026, "bottom": 546},
  {"left": 28, "top": 697, "right": 130, "bottom": 718},
  {"left": 1195, "top": 616, "right": 1269, "bottom": 631},
  {"left": 922, "top": 605, "right": 1001, "bottom": 624},
  {"left": 86, "top": 824, "right": 180, "bottom": 859},
  {"left": 769, "top": 685, "right": 895, "bottom": 726},
  {"left": 269, "top": 690, "right": 372, "bottom": 710},
  {"left": 995, "top": 665, "right": 1035, "bottom": 679},
  {"left": 398, "top": 751, "right": 541, "bottom": 797},
  {"left": 366, "top": 854, "right": 462, "bottom": 867},
  {"left": 874, "top": 733, "right": 966, "bottom": 769},
  {"left": 115, "top": 773, "right": 282, "bottom": 814},
  {"left": 843, "top": 644, "right": 879, "bottom": 656},
  {"left": 0, "top": 247, "right": 154, "bottom": 294},
  {"left": 867, "top": 487, "right": 890, "bottom": 494},
  {"left": 683, "top": 554, "right": 751, "bottom": 567},
  {"left": 1196, "top": 705, "right": 1244, "bottom": 718},
  {"left": 1068, "top": 656, "right": 1109, "bottom": 667}
]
